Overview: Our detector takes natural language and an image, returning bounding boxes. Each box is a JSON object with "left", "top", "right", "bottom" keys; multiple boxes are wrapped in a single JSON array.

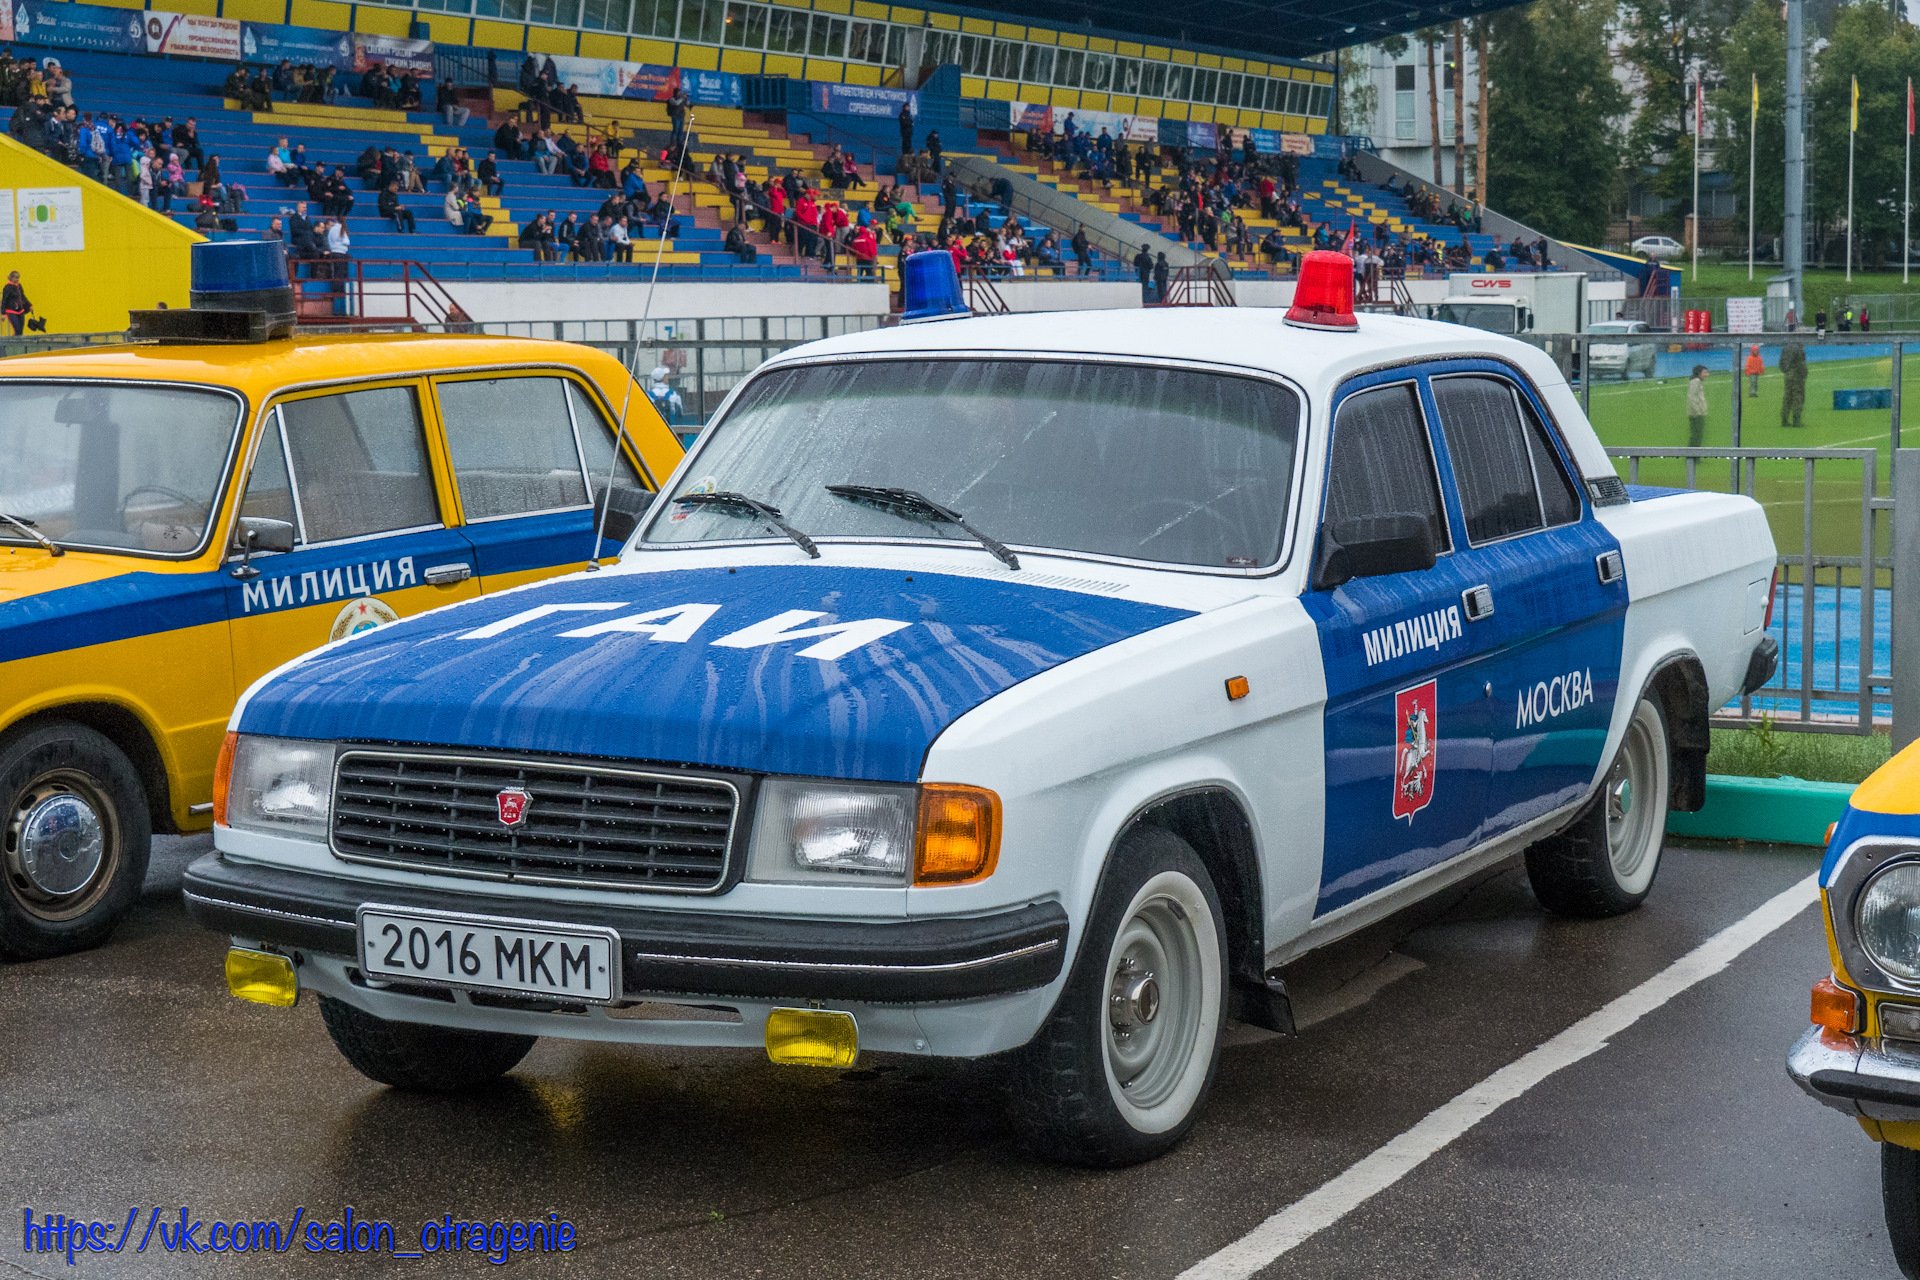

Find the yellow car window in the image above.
[
  {"left": 281, "top": 386, "right": 439, "bottom": 543},
  {"left": 437, "top": 376, "right": 591, "bottom": 520}
]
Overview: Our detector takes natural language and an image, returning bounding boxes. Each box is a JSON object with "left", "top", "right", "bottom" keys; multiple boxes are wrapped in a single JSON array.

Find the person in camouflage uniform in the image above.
[{"left": 1780, "top": 342, "right": 1807, "bottom": 429}]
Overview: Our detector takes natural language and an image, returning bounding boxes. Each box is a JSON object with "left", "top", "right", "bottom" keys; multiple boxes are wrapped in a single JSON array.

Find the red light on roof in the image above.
[{"left": 1285, "top": 250, "right": 1358, "bottom": 332}]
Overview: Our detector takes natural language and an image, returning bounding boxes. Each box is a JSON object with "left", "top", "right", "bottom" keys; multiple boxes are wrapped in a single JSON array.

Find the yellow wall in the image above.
[{"left": 0, "top": 135, "right": 198, "bottom": 334}]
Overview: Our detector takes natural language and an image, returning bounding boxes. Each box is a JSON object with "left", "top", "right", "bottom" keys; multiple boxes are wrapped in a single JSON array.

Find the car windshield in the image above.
[
  {"left": 643, "top": 358, "right": 1303, "bottom": 569},
  {"left": 0, "top": 381, "right": 243, "bottom": 556},
  {"left": 1433, "top": 303, "right": 1518, "bottom": 334},
  {"left": 1589, "top": 323, "right": 1637, "bottom": 336}
]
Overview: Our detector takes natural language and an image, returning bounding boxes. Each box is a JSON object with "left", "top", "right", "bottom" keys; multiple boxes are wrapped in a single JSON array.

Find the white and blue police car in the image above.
[{"left": 186, "top": 251, "right": 1779, "bottom": 1166}]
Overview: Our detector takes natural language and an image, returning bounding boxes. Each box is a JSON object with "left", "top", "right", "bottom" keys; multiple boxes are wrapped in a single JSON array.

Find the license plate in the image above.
[{"left": 356, "top": 907, "right": 620, "bottom": 1003}]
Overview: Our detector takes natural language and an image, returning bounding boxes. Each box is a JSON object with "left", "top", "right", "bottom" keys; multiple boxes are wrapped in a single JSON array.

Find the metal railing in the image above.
[
  {"left": 288, "top": 259, "right": 469, "bottom": 327},
  {"left": 1606, "top": 445, "right": 1888, "bottom": 734}
]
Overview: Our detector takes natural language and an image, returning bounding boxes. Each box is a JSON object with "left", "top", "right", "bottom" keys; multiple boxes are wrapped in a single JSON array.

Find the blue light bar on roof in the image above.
[
  {"left": 191, "top": 239, "right": 289, "bottom": 296},
  {"left": 900, "top": 250, "right": 970, "bottom": 324}
]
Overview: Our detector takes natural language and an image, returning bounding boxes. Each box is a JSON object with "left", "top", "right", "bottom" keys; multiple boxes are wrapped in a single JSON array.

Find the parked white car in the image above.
[
  {"left": 1631, "top": 235, "right": 1684, "bottom": 259},
  {"left": 1588, "top": 319, "right": 1660, "bottom": 380},
  {"left": 186, "top": 255, "right": 1781, "bottom": 1169}
]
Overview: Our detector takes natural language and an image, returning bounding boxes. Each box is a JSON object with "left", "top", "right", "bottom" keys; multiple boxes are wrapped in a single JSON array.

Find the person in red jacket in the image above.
[
  {"left": 795, "top": 190, "right": 819, "bottom": 259},
  {"left": 850, "top": 223, "right": 877, "bottom": 279}
]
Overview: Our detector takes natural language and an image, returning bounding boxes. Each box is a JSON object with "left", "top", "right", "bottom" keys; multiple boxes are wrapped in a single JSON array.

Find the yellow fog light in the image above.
[
  {"left": 225, "top": 947, "right": 298, "bottom": 1007},
  {"left": 765, "top": 1007, "right": 859, "bottom": 1068}
]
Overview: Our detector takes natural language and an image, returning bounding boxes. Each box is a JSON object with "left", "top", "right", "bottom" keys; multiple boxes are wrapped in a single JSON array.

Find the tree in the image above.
[
  {"left": 1709, "top": 0, "right": 1786, "bottom": 253},
  {"left": 1415, "top": 25, "right": 1447, "bottom": 186},
  {"left": 1484, "top": 0, "right": 1626, "bottom": 244},
  {"left": 1616, "top": 0, "right": 1746, "bottom": 218},
  {"left": 1809, "top": 2, "right": 1920, "bottom": 268}
]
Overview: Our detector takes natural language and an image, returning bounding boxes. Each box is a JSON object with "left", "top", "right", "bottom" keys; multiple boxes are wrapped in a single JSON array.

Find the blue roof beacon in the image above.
[{"left": 898, "top": 249, "right": 970, "bottom": 324}]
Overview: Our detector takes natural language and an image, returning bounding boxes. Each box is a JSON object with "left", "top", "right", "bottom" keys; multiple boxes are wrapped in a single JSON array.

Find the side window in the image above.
[
  {"left": 1432, "top": 376, "right": 1579, "bottom": 544},
  {"left": 568, "top": 381, "right": 652, "bottom": 500},
  {"left": 1323, "top": 382, "right": 1448, "bottom": 555},
  {"left": 279, "top": 386, "right": 440, "bottom": 543},
  {"left": 238, "top": 414, "right": 297, "bottom": 533},
  {"left": 436, "top": 376, "right": 591, "bottom": 520}
]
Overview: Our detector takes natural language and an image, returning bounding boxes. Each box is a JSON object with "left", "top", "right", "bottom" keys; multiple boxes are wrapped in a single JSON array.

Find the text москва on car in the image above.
[
  {"left": 0, "top": 241, "right": 677, "bottom": 961},
  {"left": 186, "top": 252, "right": 1778, "bottom": 1167}
]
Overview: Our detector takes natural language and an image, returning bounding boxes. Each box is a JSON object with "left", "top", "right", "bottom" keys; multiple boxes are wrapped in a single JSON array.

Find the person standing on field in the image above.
[
  {"left": 1685, "top": 365, "right": 1709, "bottom": 448},
  {"left": 1780, "top": 343, "right": 1807, "bottom": 429},
  {"left": 1744, "top": 344, "right": 1764, "bottom": 397}
]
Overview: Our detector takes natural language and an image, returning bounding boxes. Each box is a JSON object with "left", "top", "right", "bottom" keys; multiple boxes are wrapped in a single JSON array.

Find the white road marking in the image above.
[{"left": 1176, "top": 873, "right": 1819, "bottom": 1280}]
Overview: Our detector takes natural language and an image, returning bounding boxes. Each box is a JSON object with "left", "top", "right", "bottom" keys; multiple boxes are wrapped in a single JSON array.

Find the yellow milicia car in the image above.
[
  {"left": 1788, "top": 738, "right": 1920, "bottom": 1277},
  {"left": 0, "top": 329, "right": 678, "bottom": 960}
]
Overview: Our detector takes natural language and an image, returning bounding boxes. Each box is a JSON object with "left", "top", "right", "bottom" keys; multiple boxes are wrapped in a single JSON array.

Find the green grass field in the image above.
[
  {"left": 1587, "top": 353, "right": 1900, "bottom": 566},
  {"left": 1677, "top": 261, "right": 1920, "bottom": 307}
]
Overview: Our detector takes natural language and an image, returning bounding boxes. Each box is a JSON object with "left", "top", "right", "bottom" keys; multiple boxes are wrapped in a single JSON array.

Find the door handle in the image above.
[
  {"left": 1462, "top": 584, "right": 1495, "bottom": 622},
  {"left": 422, "top": 562, "right": 473, "bottom": 586}
]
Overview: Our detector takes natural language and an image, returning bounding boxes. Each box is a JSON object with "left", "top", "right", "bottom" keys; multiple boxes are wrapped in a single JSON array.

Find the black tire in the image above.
[
  {"left": 1887, "top": 1144, "right": 1920, "bottom": 1279},
  {"left": 0, "top": 721, "right": 151, "bottom": 961},
  {"left": 319, "top": 995, "right": 537, "bottom": 1091},
  {"left": 1007, "top": 825, "right": 1227, "bottom": 1167},
  {"left": 1525, "top": 696, "right": 1670, "bottom": 919}
]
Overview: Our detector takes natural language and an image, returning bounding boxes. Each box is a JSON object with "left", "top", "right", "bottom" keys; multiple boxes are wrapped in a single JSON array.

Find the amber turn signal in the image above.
[
  {"left": 914, "top": 784, "right": 1001, "bottom": 885},
  {"left": 1225, "top": 675, "right": 1251, "bottom": 701},
  {"left": 1811, "top": 975, "right": 1860, "bottom": 1035},
  {"left": 211, "top": 731, "right": 237, "bottom": 827}
]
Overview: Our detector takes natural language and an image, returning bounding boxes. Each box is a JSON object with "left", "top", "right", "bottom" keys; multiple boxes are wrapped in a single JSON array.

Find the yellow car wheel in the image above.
[
  {"left": 0, "top": 722, "right": 151, "bottom": 961},
  {"left": 1886, "top": 1144, "right": 1920, "bottom": 1280}
]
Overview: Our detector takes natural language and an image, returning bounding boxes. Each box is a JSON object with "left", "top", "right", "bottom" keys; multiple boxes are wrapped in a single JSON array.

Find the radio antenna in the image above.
[{"left": 589, "top": 102, "right": 696, "bottom": 569}]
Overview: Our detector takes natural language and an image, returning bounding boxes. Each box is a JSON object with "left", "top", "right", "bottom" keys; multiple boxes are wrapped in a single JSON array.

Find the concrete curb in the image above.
[{"left": 1665, "top": 773, "right": 1856, "bottom": 847}]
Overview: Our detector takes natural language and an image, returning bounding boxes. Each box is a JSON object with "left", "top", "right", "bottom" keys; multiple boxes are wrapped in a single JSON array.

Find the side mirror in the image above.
[
  {"left": 229, "top": 515, "right": 295, "bottom": 579},
  {"left": 1313, "top": 514, "right": 1438, "bottom": 591}
]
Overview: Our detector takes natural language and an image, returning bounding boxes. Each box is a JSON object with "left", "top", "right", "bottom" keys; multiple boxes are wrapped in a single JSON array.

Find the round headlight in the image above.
[{"left": 1858, "top": 862, "right": 1920, "bottom": 984}]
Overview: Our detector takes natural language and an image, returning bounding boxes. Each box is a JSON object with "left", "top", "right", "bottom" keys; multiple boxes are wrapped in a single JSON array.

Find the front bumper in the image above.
[
  {"left": 1788, "top": 1025, "right": 1920, "bottom": 1122},
  {"left": 182, "top": 852, "right": 1069, "bottom": 1006}
]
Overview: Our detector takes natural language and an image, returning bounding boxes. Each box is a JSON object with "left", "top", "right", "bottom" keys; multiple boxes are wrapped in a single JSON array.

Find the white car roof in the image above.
[{"left": 769, "top": 308, "right": 1555, "bottom": 406}]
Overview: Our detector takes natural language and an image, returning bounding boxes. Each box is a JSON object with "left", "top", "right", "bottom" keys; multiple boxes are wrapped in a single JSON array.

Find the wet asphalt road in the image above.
[{"left": 0, "top": 835, "right": 1899, "bottom": 1279}]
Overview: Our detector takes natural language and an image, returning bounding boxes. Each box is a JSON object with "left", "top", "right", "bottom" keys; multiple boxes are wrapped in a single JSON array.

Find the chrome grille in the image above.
[{"left": 330, "top": 751, "right": 738, "bottom": 892}]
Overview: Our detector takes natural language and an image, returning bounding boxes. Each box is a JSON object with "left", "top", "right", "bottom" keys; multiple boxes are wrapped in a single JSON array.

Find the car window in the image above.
[
  {"left": 436, "top": 376, "right": 591, "bottom": 520},
  {"left": 1431, "top": 376, "right": 1580, "bottom": 543},
  {"left": 1323, "top": 382, "right": 1448, "bottom": 555},
  {"left": 238, "top": 414, "right": 298, "bottom": 534},
  {"left": 566, "top": 381, "right": 650, "bottom": 501},
  {"left": 279, "top": 386, "right": 440, "bottom": 543}
]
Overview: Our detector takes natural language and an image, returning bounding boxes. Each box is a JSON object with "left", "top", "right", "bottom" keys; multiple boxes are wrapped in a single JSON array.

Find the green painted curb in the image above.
[{"left": 1665, "top": 774, "right": 1856, "bottom": 847}]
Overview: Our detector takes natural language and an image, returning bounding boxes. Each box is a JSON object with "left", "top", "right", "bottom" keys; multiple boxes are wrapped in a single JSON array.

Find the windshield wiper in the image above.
[
  {"left": 674, "top": 491, "right": 819, "bottom": 559},
  {"left": 0, "top": 512, "right": 61, "bottom": 557},
  {"left": 825, "top": 485, "right": 1020, "bottom": 570}
]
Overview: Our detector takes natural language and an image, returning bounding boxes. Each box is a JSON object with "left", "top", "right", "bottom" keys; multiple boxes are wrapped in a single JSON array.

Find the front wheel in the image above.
[
  {"left": 1886, "top": 1144, "right": 1920, "bottom": 1279},
  {"left": 0, "top": 722, "right": 152, "bottom": 960},
  {"left": 1524, "top": 695, "right": 1671, "bottom": 918},
  {"left": 1007, "top": 825, "right": 1226, "bottom": 1167},
  {"left": 319, "top": 996, "right": 537, "bottom": 1091}
]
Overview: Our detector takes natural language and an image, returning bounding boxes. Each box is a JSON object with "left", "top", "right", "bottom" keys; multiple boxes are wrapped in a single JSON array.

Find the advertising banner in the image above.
[
  {"left": 143, "top": 11, "right": 242, "bottom": 61},
  {"left": 547, "top": 54, "right": 628, "bottom": 99},
  {"left": 1248, "top": 128, "right": 1281, "bottom": 155},
  {"left": 812, "top": 83, "right": 918, "bottom": 119},
  {"left": 16, "top": 186, "right": 84, "bottom": 252},
  {"left": 1123, "top": 115, "right": 1157, "bottom": 144},
  {"left": 1156, "top": 118, "right": 1186, "bottom": 148},
  {"left": 543, "top": 57, "right": 741, "bottom": 107},
  {"left": 1186, "top": 120, "right": 1217, "bottom": 150},
  {"left": 1280, "top": 132, "right": 1315, "bottom": 156},
  {"left": 239, "top": 22, "right": 355, "bottom": 70},
  {"left": 0, "top": 5, "right": 13, "bottom": 43},
  {"left": 1011, "top": 101, "right": 1052, "bottom": 134},
  {"left": 10, "top": 2, "right": 144, "bottom": 54},
  {"left": 350, "top": 32, "right": 433, "bottom": 76},
  {"left": 0, "top": 191, "right": 16, "bottom": 255}
]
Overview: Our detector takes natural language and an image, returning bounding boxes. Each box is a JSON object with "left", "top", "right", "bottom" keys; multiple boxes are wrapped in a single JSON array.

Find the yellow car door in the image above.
[{"left": 227, "top": 379, "right": 481, "bottom": 693}]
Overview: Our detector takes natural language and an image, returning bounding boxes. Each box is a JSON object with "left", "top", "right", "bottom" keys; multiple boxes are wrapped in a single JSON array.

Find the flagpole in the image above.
[
  {"left": 1692, "top": 76, "right": 1701, "bottom": 283},
  {"left": 1748, "top": 73, "right": 1757, "bottom": 282},
  {"left": 1848, "top": 74, "right": 1857, "bottom": 284},
  {"left": 1906, "top": 78, "right": 1912, "bottom": 286}
]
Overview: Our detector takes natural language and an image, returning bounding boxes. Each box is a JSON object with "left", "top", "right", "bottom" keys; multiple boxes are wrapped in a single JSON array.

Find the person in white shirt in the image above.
[
  {"left": 325, "top": 219, "right": 350, "bottom": 257},
  {"left": 606, "top": 216, "right": 632, "bottom": 263},
  {"left": 443, "top": 187, "right": 463, "bottom": 226}
]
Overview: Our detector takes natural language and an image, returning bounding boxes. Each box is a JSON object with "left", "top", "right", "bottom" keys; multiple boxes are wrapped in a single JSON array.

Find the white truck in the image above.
[
  {"left": 1434, "top": 271, "right": 1590, "bottom": 336},
  {"left": 185, "top": 254, "right": 1778, "bottom": 1169}
]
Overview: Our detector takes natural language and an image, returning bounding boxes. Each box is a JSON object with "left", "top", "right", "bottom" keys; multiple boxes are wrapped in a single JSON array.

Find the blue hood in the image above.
[{"left": 237, "top": 564, "right": 1196, "bottom": 783}]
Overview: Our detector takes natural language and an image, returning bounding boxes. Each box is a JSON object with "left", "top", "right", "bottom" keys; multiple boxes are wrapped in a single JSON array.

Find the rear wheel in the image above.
[
  {"left": 0, "top": 722, "right": 151, "bottom": 960},
  {"left": 319, "top": 995, "right": 537, "bottom": 1091},
  {"left": 1524, "top": 696, "right": 1670, "bottom": 918},
  {"left": 1007, "top": 825, "right": 1226, "bottom": 1167},
  {"left": 1885, "top": 1143, "right": 1920, "bottom": 1279}
]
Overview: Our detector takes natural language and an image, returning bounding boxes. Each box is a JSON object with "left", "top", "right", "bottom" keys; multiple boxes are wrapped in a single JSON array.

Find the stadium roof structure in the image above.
[{"left": 948, "top": 0, "right": 1534, "bottom": 63}]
